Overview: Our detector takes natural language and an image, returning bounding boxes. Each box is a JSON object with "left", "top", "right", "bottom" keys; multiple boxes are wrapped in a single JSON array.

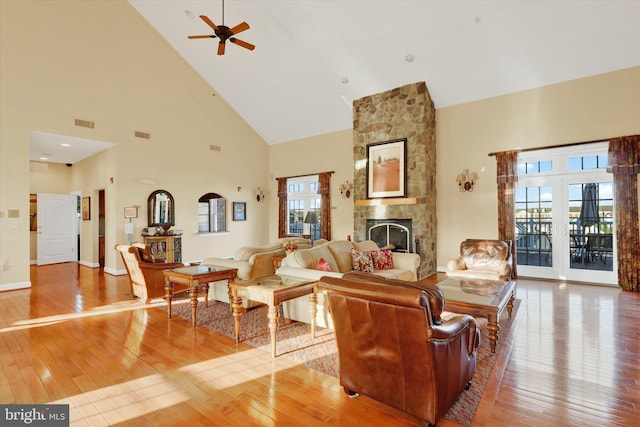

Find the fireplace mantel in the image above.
[{"left": 355, "top": 197, "right": 418, "bottom": 207}]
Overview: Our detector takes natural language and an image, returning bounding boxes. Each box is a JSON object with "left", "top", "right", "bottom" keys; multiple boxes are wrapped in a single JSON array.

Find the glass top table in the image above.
[{"left": 436, "top": 277, "right": 516, "bottom": 353}]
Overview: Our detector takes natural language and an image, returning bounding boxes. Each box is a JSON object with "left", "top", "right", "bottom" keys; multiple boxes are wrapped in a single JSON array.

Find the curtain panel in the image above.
[
  {"left": 607, "top": 135, "right": 640, "bottom": 291},
  {"left": 276, "top": 177, "right": 288, "bottom": 238},
  {"left": 494, "top": 150, "right": 519, "bottom": 278},
  {"left": 317, "top": 172, "right": 333, "bottom": 241}
]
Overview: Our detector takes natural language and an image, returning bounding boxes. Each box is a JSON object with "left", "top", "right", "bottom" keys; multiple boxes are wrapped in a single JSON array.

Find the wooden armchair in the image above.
[
  {"left": 115, "top": 243, "right": 185, "bottom": 303},
  {"left": 319, "top": 274, "right": 479, "bottom": 427}
]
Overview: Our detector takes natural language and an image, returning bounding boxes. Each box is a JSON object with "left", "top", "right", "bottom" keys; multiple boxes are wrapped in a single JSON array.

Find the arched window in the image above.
[{"left": 198, "top": 193, "right": 226, "bottom": 233}]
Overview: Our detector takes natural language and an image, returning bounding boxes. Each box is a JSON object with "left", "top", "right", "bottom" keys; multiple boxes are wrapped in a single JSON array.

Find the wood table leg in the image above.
[
  {"left": 189, "top": 280, "right": 198, "bottom": 327},
  {"left": 204, "top": 283, "right": 209, "bottom": 308},
  {"left": 267, "top": 304, "right": 278, "bottom": 357},
  {"left": 308, "top": 291, "right": 317, "bottom": 340},
  {"left": 231, "top": 289, "right": 243, "bottom": 343},
  {"left": 165, "top": 278, "right": 173, "bottom": 319},
  {"left": 507, "top": 293, "right": 515, "bottom": 317},
  {"left": 486, "top": 313, "right": 500, "bottom": 353}
]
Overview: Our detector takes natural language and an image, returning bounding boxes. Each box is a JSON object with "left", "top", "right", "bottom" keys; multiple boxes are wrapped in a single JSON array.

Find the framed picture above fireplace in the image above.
[{"left": 366, "top": 138, "right": 407, "bottom": 199}]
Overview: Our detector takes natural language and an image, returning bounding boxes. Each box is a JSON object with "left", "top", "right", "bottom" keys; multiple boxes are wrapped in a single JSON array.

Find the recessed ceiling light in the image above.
[
  {"left": 340, "top": 76, "right": 349, "bottom": 84},
  {"left": 405, "top": 54, "right": 415, "bottom": 63},
  {"left": 185, "top": 10, "right": 194, "bottom": 20},
  {"left": 39, "top": 156, "right": 49, "bottom": 160},
  {"left": 61, "top": 143, "right": 70, "bottom": 147}
]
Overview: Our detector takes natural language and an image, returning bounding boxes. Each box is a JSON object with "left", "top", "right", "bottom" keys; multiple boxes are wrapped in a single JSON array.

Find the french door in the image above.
[{"left": 515, "top": 143, "right": 617, "bottom": 285}]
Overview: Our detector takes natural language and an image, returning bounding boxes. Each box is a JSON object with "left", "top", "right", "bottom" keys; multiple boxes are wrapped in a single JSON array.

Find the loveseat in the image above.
[
  {"left": 446, "top": 238, "right": 513, "bottom": 281},
  {"left": 276, "top": 239, "right": 420, "bottom": 328}
]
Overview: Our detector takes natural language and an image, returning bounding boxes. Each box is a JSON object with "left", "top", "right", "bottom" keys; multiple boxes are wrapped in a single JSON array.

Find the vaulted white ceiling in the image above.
[
  {"left": 128, "top": 0, "right": 640, "bottom": 145},
  {"left": 31, "top": 1, "right": 640, "bottom": 163}
]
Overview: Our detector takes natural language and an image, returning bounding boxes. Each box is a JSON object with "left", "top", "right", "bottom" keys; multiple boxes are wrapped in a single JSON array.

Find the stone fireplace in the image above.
[{"left": 352, "top": 82, "right": 436, "bottom": 279}]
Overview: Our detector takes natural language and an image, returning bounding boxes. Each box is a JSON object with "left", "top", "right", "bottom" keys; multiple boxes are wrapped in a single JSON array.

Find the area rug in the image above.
[{"left": 165, "top": 298, "right": 519, "bottom": 426}]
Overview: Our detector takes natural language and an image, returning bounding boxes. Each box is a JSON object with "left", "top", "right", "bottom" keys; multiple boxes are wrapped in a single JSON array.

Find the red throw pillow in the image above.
[
  {"left": 317, "top": 258, "right": 332, "bottom": 272},
  {"left": 351, "top": 249, "right": 374, "bottom": 273},
  {"left": 371, "top": 249, "right": 394, "bottom": 270}
]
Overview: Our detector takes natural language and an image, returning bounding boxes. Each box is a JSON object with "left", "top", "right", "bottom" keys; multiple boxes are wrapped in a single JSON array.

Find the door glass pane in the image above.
[
  {"left": 569, "top": 182, "right": 614, "bottom": 271},
  {"left": 515, "top": 186, "right": 553, "bottom": 267}
]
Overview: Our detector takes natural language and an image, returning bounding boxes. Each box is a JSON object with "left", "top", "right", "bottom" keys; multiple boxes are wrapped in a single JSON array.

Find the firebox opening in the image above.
[{"left": 366, "top": 219, "right": 413, "bottom": 253}]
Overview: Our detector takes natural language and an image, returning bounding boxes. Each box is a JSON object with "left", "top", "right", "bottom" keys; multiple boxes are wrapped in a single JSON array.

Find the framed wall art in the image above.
[
  {"left": 366, "top": 138, "right": 407, "bottom": 199},
  {"left": 82, "top": 197, "right": 91, "bottom": 220},
  {"left": 233, "top": 202, "right": 246, "bottom": 221}
]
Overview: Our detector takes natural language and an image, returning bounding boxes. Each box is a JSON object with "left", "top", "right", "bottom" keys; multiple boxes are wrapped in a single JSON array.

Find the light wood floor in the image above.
[{"left": 1, "top": 264, "right": 638, "bottom": 426}]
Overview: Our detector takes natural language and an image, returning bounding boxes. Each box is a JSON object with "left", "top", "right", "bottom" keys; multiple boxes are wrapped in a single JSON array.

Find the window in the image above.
[
  {"left": 198, "top": 193, "right": 226, "bottom": 233},
  {"left": 287, "top": 175, "right": 321, "bottom": 240}
]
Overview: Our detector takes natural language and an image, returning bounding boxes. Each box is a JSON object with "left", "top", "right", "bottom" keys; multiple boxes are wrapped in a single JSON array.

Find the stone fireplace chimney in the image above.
[{"left": 352, "top": 82, "right": 436, "bottom": 279}]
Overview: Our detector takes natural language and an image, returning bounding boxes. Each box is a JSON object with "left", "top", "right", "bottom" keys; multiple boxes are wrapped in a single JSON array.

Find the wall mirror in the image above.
[{"left": 148, "top": 190, "right": 175, "bottom": 227}]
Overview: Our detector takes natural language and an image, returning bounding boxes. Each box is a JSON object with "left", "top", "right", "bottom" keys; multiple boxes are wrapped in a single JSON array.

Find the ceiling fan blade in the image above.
[
  {"left": 230, "top": 38, "right": 255, "bottom": 51},
  {"left": 199, "top": 15, "right": 219, "bottom": 31},
  {"left": 188, "top": 35, "right": 217, "bottom": 39},
  {"left": 217, "top": 41, "right": 226, "bottom": 55},
  {"left": 229, "top": 21, "right": 250, "bottom": 35}
]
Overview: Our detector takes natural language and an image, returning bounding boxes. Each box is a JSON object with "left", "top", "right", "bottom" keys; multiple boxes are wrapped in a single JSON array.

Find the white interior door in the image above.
[{"left": 37, "top": 193, "right": 77, "bottom": 265}]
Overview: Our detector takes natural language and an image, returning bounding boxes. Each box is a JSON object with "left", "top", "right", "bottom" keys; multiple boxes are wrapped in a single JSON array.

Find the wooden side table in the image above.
[
  {"left": 163, "top": 265, "right": 238, "bottom": 327},
  {"left": 229, "top": 275, "right": 317, "bottom": 357}
]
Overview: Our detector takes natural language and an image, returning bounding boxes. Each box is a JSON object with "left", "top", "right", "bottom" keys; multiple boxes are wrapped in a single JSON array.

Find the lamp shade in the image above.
[{"left": 303, "top": 211, "right": 319, "bottom": 224}]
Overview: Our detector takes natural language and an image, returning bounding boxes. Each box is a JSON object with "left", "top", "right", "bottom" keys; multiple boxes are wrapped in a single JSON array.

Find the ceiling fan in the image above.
[{"left": 187, "top": 0, "right": 255, "bottom": 55}]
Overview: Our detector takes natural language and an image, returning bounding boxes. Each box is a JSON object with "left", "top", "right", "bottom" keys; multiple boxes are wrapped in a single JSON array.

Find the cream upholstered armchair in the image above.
[
  {"left": 446, "top": 239, "right": 513, "bottom": 281},
  {"left": 116, "top": 243, "right": 185, "bottom": 303}
]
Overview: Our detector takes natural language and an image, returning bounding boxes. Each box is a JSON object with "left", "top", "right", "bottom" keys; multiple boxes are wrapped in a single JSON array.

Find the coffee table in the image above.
[
  {"left": 436, "top": 277, "right": 516, "bottom": 353},
  {"left": 163, "top": 265, "right": 238, "bottom": 327},
  {"left": 228, "top": 275, "right": 318, "bottom": 357}
]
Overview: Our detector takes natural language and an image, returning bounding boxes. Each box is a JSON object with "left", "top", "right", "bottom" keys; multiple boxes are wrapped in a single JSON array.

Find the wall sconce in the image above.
[
  {"left": 339, "top": 181, "right": 352, "bottom": 199},
  {"left": 256, "top": 187, "right": 266, "bottom": 202},
  {"left": 456, "top": 169, "right": 478, "bottom": 192}
]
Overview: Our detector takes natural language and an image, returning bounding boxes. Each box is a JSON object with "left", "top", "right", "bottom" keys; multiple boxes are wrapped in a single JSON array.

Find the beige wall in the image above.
[
  {"left": 268, "top": 130, "right": 355, "bottom": 242},
  {"left": 436, "top": 67, "right": 640, "bottom": 268},
  {"left": 1, "top": 0, "right": 270, "bottom": 289}
]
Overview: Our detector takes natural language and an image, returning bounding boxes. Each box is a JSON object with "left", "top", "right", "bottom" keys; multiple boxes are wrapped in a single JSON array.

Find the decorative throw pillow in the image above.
[
  {"left": 317, "top": 258, "right": 332, "bottom": 272},
  {"left": 371, "top": 249, "right": 394, "bottom": 270},
  {"left": 140, "top": 246, "right": 155, "bottom": 263},
  {"left": 351, "top": 248, "right": 374, "bottom": 273}
]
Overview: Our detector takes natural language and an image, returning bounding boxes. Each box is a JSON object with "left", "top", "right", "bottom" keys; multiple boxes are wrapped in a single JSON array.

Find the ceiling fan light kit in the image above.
[{"left": 187, "top": 0, "right": 255, "bottom": 56}]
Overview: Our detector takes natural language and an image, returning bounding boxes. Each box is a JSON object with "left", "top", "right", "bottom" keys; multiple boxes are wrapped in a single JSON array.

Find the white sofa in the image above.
[{"left": 276, "top": 240, "right": 421, "bottom": 328}]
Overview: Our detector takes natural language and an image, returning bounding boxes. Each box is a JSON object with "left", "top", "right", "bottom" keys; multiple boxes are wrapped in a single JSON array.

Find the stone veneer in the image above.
[{"left": 352, "top": 82, "right": 436, "bottom": 279}]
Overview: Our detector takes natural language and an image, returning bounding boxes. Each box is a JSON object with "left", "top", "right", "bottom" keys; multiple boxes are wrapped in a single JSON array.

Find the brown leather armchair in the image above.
[
  {"left": 319, "top": 274, "right": 479, "bottom": 427},
  {"left": 116, "top": 243, "right": 185, "bottom": 303}
]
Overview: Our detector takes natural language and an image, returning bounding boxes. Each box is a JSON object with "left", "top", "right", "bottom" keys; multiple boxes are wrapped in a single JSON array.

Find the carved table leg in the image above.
[
  {"left": 268, "top": 304, "right": 278, "bottom": 357},
  {"left": 165, "top": 278, "right": 173, "bottom": 319},
  {"left": 231, "top": 290, "right": 243, "bottom": 343},
  {"left": 507, "top": 293, "right": 515, "bottom": 317},
  {"left": 487, "top": 313, "right": 500, "bottom": 354},
  {"left": 190, "top": 280, "right": 198, "bottom": 327},
  {"left": 309, "top": 290, "right": 317, "bottom": 340}
]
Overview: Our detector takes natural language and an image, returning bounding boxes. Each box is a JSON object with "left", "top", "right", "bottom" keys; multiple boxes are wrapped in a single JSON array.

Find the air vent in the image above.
[
  {"left": 209, "top": 144, "right": 221, "bottom": 151},
  {"left": 134, "top": 131, "right": 151, "bottom": 140},
  {"left": 74, "top": 118, "right": 95, "bottom": 129}
]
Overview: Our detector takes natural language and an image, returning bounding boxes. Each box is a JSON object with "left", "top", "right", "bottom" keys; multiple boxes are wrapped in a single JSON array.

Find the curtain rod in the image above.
[
  {"left": 275, "top": 171, "right": 334, "bottom": 180},
  {"left": 488, "top": 138, "right": 609, "bottom": 157}
]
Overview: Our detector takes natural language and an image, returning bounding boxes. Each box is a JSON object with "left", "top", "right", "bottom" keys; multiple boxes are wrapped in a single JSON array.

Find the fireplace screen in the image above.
[{"left": 366, "top": 219, "right": 413, "bottom": 253}]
